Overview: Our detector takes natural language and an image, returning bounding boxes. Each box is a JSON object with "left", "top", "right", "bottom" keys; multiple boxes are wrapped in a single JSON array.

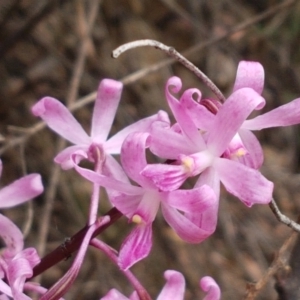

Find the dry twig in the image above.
[
  {"left": 244, "top": 231, "right": 298, "bottom": 300},
  {"left": 112, "top": 39, "right": 226, "bottom": 103},
  {"left": 269, "top": 199, "right": 300, "bottom": 232}
]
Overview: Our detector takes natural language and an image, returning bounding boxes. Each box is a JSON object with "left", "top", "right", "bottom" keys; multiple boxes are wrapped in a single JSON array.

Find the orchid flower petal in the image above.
[
  {"left": 118, "top": 223, "right": 152, "bottom": 270},
  {"left": 233, "top": 61, "right": 265, "bottom": 95},
  {"left": 133, "top": 191, "right": 161, "bottom": 223},
  {"left": 105, "top": 111, "right": 169, "bottom": 154},
  {"left": 109, "top": 193, "right": 143, "bottom": 218},
  {"left": 195, "top": 167, "right": 221, "bottom": 200},
  {"left": 91, "top": 79, "right": 123, "bottom": 142},
  {"left": 101, "top": 289, "right": 129, "bottom": 300},
  {"left": 10, "top": 291, "right": 30, "bottom": 300},
  {"left": 141, "top": 164, "right": 188, "bottom": 192},
  {"left": 142, "top": 150, "right": 215, "bottom": 192},
  {"left": 103, "top": 154, "right": 130, "bottom": 183},
  {"left": 54, "top": 145, "right": 89, "bottom": 169},
  {"left": 156, "top": 270, "right": 185, "bottom": 300},
  {"left": 165, "top": 77, "right": 206, "bottom": 149},
  {"left": 193, "top": 169, "right": 220, "bottom": 232},
  {"left": 103, "top": 155, "right": 142, "bottom": 212},
  {"left": 8, "top": 257, "right": 34, "bottom": 299},
  {"left": 149, "top": 122, "right": 198, "bottom": 158},
  {"left": 0, "top": 174, "right": 43, "bottom": 208},
  {"left": 73, "top": 164, "right": 142, "bottom": 195},
  {"left": 0, "top": 214, "right": 23, "bottom": 256},
  {"left": 186, "top": 203, "right": 219, "bottom": 235},
  {"left": 215, "top": 158, "right": 273, "bottom": 206},
  {"left": 182, "top": 98, "right": 215, "bottom": 132},
  {"left": 162, "top": 185, "right": 216, "bottom": 214},
  {"left": 0, "top": 280, "right": 13, "bottom": 298},
  {"left": 128, "top": 292, "right": 140, "bottom": 300},
  {"left": 128, "top": 292, "right": 139, "bottom": 300},
  {"left": 161, "top": 204, "right": 214, "bottom": 243},
  {"left": 179, "top": 89, "right": 208, "bottom": 148},
  {"left": 238, "top": 129, "right": 264, "bottom": 169},
  {"left": 19, "top": 248, "right": 40, "bottom": 269},
  {"left": 22, "top": 283, "right": 49, "bottom": 299},
  {"left": 207, "top": 88, "right": 265, "bottom": 156},
  {"left": 31, "top": 97, "right": 90, "bottom": 144},
  {"left": 200, "top": 276, "right": 221, "bottom": 300},
  {"left": 121, "top": 132, "right": 152, "bottom": 187},
  {"left": 243, "top": 98, "right": 300, "bottom": 130},
  {"left": 0, "top": 294, "right": 10, "bottom": 300},
  {"left": 41, "top": 217, "right": 110, "bottom": 300}
]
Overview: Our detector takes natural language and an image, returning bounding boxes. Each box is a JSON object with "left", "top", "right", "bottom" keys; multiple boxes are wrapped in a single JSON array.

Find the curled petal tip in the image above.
[
  {"left": 157, "top": 110, "right": 170, "bottom": 123},
  {"left": 30, "top": 174, "right": 44, "bottom": 195},
  {"left": 31, "top": 97, "right": 47, "bottom": 116},
  {"left": 166, "top": 76, "right": 182, "bottom": 94},
  {"left": 200, "top": 276, "right": 221, "bottom": 300}
]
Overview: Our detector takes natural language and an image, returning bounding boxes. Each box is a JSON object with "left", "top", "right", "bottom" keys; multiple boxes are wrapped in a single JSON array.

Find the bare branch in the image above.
[
  {"left": 269, "top": 198, "right": 300, "bottom": 232},
  {"left": 113, "top": 39, "right": 226, "bottom": 103},
  {"left": 244, "top": 231, "right": 298, "bottom": 299}
]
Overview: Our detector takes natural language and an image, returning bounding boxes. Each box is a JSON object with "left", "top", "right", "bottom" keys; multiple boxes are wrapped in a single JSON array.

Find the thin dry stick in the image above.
[
  {"left": 35, "top": 0, "right": 101, "bottom": 282},
  {"left": 269, "top": 198, "right": 300, "bottom": 232},
  {"left": 244, "top": 231, "right": 298, "bottom": 300},
  {"left": 112, "top": 40, "right": 226, "bottom": 103}
]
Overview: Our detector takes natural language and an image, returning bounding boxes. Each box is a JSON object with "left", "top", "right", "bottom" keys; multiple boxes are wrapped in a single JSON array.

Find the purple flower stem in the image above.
[
  {"left": 88, "top": 182, "right": 101, "bottom": 225},
  {"left": 88, "top": 149, "right": 104, "bottom": 226},
  {"left": 30, "top": 207, "right": 123, "bottom": 279}
]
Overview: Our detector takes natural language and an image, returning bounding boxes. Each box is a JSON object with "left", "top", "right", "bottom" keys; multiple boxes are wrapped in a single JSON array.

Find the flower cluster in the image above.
[
  {"left": 31, "top": 60, "right": 300, "bottom": 298},
  {"left": 0, "top": 161, "right": 43, "bottom": 299},
  {"left": 2, "top": 59, "right": 300, "bottom": 299},
  {"left": 63, "top": 61, "right": 285, "bottom": 269}
]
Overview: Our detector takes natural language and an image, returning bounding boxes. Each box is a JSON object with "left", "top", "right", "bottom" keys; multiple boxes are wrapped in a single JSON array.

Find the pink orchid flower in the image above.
[
  {"left": 73, "top": 132, "right": 217, "bottom": 270},
  {"left": 142, "top": 76, "right": 274, "bottom": 208},
  {"left": 32, "top": 79, "right": 169, "bottom": 170},
  {"left": 234, "top": 61, "right": 300, "bottom": 168},
  {"left": 0, "top": 215, "right": 40, "bottom": 300},
  {"left": 101, "top": 270, "right": 220, "bottom": 300},
  {"left": 184, "top": 61, "right": 300, "bottom": 169},
  {"left": 0, "top": 160, "right": 43, "bottom": 299}
]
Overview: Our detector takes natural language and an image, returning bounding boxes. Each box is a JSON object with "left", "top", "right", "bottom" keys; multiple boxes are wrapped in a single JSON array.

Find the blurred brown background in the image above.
[{"left": 1, "top": 0, "right": 300, "bottom": 299}]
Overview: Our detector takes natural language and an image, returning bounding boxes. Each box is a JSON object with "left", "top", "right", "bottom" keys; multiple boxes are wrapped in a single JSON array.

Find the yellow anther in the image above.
[
  {"left": 132, "top": 214, "right": 142, "bottom": 224},
  {"left": 235, "top": 148, "right": 246, "bottom": 157},
  {"left": 182, "top": 157, "right": 193, "bottom": 172}
]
